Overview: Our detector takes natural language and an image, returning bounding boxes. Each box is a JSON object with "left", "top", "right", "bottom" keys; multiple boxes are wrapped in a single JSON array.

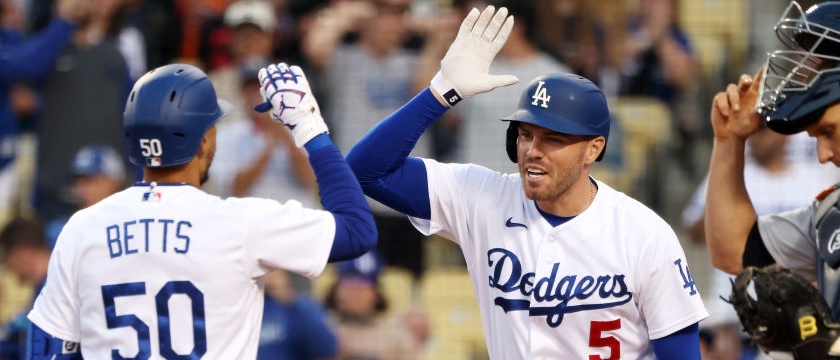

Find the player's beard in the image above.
[
  {"left": 199, "top": 147, "right": 216, "bottom": 186},
  {"left": 199, "top": 170, "right": 210, "bottom": 186},
  {"left": 519, "top": 151, "right": 587, "bottom": 204}
]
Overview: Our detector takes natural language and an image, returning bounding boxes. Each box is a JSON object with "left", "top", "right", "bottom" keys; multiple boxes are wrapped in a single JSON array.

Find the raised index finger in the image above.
[
  {"left": 737, "top": 74, "right": 753, "bottom": 93},
  {"left": 751, "top": 65, "right": 765, "bottom": 94}
]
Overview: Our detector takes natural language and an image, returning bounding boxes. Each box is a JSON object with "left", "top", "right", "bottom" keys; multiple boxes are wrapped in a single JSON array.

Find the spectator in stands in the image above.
[
  {"left": 533, "top": 0, "right": 626, "bottom": 97},
  {"left": 400, "top": 308, "right": 431, "bottom": 353},
  {"left": 620, "top": 0, "right": 700, "bottom": 207},
  {"left": 33, "top": 0, "right": 132, "bottom": 223},
  {"left": 43, "top": 144, "right": 126, "bottom": 248},
  {"left": 173, "top": 0, "right": 227, "bottom": 63},
  {"left": 0, "top": 0, "right": 88, "bottom": 225},
  {"left": 621, "top": 0, "right": 697, "bottom": 145},
  {"left": 621, "top": 0, "right": 696, "bottom": 104},
  {"left": 123, "top": 0, "right": 183, "bottom": 70},
  {"left": 257, "top": 269, "right": 339, "bottom": 360},
  {"left": 208, "top": 0, "right": 277, "bottom": 126},
  {"left": 0, "top": 216, "right": 49, "bottom": 360},
  {"left": 324, "top": 250, "right": 419, "bottom": 360},
  {"left": 302, "top": 0, "right": 427, "bottom": 279}
]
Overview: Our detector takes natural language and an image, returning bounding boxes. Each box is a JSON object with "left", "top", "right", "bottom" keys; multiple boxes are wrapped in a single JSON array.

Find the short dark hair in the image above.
[
  {"left": 0, "top": 216, "right": 47, "bottom": 256},
  {"left": 488, "top": 0, "right": 536, "bottom": 34},
  {"left": 324, "top": 279, "right": 388, "bottom": 314}
]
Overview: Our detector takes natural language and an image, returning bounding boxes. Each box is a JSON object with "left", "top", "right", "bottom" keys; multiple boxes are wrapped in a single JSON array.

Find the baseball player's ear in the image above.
[
  {"left": 586, "top": 136, "right": 606, "bottom": 164},
  {"left": 196, "top": 125, "right": 216, "bottom": 159}
]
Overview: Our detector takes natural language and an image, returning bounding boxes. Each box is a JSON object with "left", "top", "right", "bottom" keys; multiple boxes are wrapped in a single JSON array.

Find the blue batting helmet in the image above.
[
  {"left": 758, "top": 1, "right": 840, "bottom": 134},
  {"left": 123, "top": 64, "right": 232, "bottom": 167},
  {"left": 502, "top": 73, "right": 610, "bottom": 163}
]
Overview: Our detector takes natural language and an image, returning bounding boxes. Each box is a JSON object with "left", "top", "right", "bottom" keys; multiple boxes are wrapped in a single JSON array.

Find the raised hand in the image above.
[
  {"left": 430, "top": 5, "right": 519, "bottom": 106},
  {"left": 710, "top": 67, "right": 765, "bottom": 142},
  {"left": 256, "top": 63, "right": 328, "bottom": 148}
]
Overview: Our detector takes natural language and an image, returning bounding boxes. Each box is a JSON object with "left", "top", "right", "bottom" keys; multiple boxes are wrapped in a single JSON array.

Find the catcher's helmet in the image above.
[
  {"left": 123, "top": 64, "right": 232, "bottom": 167},
  {"left": 501, "top": 73, "right": 610, "bottom": 163},
  {"left": 757, "top": 1, "right": 840, "bottom": 134}
]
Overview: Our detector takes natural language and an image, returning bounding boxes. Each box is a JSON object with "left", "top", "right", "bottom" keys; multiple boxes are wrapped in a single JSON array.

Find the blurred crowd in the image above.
[{"left": 1, "top": 0, "right": 838, "bottom": 359}]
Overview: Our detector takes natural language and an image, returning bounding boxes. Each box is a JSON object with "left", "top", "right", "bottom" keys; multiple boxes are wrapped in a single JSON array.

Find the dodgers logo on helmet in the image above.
[
  {"left": 501, "top": 73, "right": 610, "bottom": 163},
  {"left": 123, "top": 64, "right": 233, "bottom": 167}
]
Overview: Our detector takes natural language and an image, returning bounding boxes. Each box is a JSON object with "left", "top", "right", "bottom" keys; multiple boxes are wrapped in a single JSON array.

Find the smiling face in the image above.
[
  {"left": 806, "top": 102, "right": 840, "bottom": 166},
  {"left": 515, "top": 122, "right": 604, "bottom": 215}
]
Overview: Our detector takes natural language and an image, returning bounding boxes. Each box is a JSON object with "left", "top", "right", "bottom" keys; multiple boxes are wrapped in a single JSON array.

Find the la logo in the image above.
[{"left": 531, "top": 81, "right": 551, "bottom": 108}]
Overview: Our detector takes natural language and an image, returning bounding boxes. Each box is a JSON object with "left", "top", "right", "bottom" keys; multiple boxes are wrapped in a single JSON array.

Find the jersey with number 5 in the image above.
[
  {"left": 28, "top": 184, "right": 336, "bottom": 359},
  {"left": 409, "top": 160, "right": 709, "bottom": 359}
]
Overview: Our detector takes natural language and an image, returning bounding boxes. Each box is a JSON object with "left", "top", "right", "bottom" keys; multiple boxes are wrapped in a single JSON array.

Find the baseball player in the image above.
[
  {"left": 705, "top": 1, "right": 840, "bottom": 358},
  {"left": 346, "top": 6, "right": 708, "bottom": 359},
  {"left": 706, "top": 0, "right": 840, "bottom": 299},
  {"left": 24, "top": 62, "right": 376, "bottom": 359}
]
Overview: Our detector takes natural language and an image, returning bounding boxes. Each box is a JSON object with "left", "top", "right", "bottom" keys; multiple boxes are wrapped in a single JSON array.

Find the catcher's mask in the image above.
[
  {"left": 757, "top": 1, "right": 840, "bottom": 134},
  {"left": 502, "top": 73, "right": 610, "bottom": 163}
]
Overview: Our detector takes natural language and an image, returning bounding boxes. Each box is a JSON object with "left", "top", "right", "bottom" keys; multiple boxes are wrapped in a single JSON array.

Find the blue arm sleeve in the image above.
[
  {"left": 346, "top": 89, "right": 449, "bottom": 220},
  {"left": 304, "top": 133, "right": 377, "bottom": 262},
  {"left": 651, "top": 323, "right": 701, "bottom": 360},
  {"left": 26, "top": 323, "right": 81, "bottom": 360},
  {"left": 0, "top": 18, "right": 75, "bottom": 82}
]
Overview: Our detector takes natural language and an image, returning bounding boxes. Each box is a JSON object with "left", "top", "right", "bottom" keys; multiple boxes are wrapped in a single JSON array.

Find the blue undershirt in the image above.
[{"left": 651, "top": 323, "right": 701, "bottom": 359}]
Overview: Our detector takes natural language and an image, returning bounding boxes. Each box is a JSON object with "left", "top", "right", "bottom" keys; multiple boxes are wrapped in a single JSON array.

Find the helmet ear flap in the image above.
[{"left": 506, "top": 122, "right": 519, "bottom": 163}]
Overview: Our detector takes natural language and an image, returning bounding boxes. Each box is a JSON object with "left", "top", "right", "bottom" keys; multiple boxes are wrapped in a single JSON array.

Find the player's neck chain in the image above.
[{"left": 588, "top": 178, "right": 596, "bottom": 206}]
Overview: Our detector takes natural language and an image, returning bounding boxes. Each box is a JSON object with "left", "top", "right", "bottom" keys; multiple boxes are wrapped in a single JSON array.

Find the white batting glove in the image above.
[
  {"left": 256, "top": 63, "right": 328, "bottom": 148},
  {"left": 430, "top": 5, "right": 519, "bottom": 107}
]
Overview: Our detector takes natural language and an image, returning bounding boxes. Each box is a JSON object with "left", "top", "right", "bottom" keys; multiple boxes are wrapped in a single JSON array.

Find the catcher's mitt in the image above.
[{"left": 728, "top": 265, "right": 840, "bottom": 359}]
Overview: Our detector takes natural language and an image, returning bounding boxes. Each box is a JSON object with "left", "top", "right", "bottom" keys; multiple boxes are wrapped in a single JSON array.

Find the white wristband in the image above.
[
  {"left": 431, "top": 71, "right": 464, "bottom": 107},
  {"left": 291, "top": 116, "right": 329, "bottom": 148}
]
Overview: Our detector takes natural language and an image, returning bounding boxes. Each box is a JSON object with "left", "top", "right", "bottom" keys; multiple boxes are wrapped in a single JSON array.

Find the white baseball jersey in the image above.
[
  {"left": 410, "top": 160, "right": 708, "bottom": 359},
  {"left": 28, "top": 183, "right": 336, "bottom": 359}
]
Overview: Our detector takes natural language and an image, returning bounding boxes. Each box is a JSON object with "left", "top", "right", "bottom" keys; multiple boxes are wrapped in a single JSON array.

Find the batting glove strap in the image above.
[
  {"left": 291, "top": 119, "right": 329, "bottom": 148},
  {"left": 430, "top": 71, "right": 464, "bottom": 107}
]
